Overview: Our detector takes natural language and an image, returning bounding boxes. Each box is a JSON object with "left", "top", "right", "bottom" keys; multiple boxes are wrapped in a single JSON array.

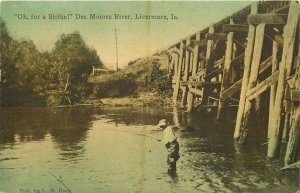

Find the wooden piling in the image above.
[
  {"left": 168, "top": 52, "right": 175, "bottom": 76},
  {"left": 234, "top": 3, "right": 258, "bottom": 140},
  {"left": 173, "top": 52, "right": 179, "bottom": 80},
  {"left": 187, "top": 32, "right": 201, "bottom": 112},
  {"left": 268, "top": 1, "right": 299, "bottom": 158},
  {"left": 284, "top": 96, "right": 300, "bottom": 166},
  {"left": 239, "top": 23, "right": 266, "bottom": 144},
  {"left": 201, "top": 26, "right": 215, "bottom": 106},
  {"left": 282, "top": 112, "right": 291, "bottom": 143},
  {"left": 217, "top": 19, "right": 234, "bottom": 120},
  {"left": 268, "top": 41, "right": 279, "bottom": 139},
  {"left": 171, "top": 51, "right": 178, "bottom": 92},
  {"left": 284, "top": 53, "right": 300, "bottom": 165},
  {"left": 205, "top": 26, "right": 215, "bottom": 74},
  {"left": 165, "top": 1, "right": 298, "bottom": 164},
  {"left": 182, "top": 39, "right": 191, "bottom": 106},
  {"left": 254, "top": 79, "right": 262, "bottom": 113},
  {"left": 173, "top": 42, "right": 184, "bottom": 104},
  {"left": 189, "top": 47, "right": 194, "bottom": 75},
  {"left": 231, "top": 43, "right": 238, "bottom": 82}
]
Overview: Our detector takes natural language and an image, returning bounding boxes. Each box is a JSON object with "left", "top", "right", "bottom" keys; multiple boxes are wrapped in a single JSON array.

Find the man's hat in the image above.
[{"left": 158, "top": 119, "right": 167, "bottom": 127}]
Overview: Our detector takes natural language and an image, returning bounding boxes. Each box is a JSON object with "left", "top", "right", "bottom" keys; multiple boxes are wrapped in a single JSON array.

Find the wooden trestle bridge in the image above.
[{"left": 166, "top": 1, "right": 299, "bottom": 167}]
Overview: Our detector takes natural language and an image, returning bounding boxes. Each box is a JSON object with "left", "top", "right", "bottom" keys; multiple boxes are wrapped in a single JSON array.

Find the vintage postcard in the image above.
[{"left": 0, "top": 0, "right": 299, "bottom": 193}]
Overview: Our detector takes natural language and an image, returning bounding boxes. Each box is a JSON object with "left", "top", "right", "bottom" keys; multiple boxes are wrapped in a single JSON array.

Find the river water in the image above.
[{"left": 0, "top": 106, "right": 299, "bottom": 193}]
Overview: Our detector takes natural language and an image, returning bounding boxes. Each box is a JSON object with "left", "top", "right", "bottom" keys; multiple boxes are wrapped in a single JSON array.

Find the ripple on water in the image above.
[{"left": 0, "top": 106, "right": 299, "bottom": 193}]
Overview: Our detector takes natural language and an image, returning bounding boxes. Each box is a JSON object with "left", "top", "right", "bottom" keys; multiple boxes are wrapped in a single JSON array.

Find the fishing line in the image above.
[
  {"left": 48, "top": 171, "right": 72, "bottom": 193},
  {"left": 46, "top": 158, "right": 72, "bottom": 193},
  {"left": 105, "top": 128, "right": 162, "bottom": 142}
]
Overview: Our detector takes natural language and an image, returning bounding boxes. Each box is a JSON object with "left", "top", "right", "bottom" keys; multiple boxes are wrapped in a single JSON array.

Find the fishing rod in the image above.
[
  {"left": 105, "top": 124, "right": 193, "bottom": 142},
  {"left": 48, "top": 171, "right": 72, "bottom": 193},
  {"left": 106, "top": 128, "right": 162, "bottom": 142}
]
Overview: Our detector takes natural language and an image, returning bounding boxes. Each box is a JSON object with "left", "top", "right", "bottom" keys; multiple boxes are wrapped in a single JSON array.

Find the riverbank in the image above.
[
  {"left": 86, "top": 53, "right": 173, "bottom": 107},
  {"left": 86, "top": 92, "right": 172, "bottom": 107}
]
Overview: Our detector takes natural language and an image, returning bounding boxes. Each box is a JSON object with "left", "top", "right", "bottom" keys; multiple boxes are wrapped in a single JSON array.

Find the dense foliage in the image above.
[
  {"left": 94, "top": 73, "right": 137, "bottom": 98},
  {"left": 0, "top": 19, "right": 103, "bottom": 106},
  {"left": 90, "top": 58, "right": 172, "bottom": 102}
]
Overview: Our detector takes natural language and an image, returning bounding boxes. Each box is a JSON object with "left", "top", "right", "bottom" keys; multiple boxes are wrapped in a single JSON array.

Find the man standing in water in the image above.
[{"left": 158, "top": 119, "right": 180, "bottom": 175}]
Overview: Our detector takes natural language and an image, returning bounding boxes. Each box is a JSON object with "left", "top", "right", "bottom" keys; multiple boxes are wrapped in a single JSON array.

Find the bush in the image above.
[
  {"left": 92, "top": 59, "right": 172, "bottom": 100},
  {"left": 95, "top": 73, "right": 137, "bottom": 98}
]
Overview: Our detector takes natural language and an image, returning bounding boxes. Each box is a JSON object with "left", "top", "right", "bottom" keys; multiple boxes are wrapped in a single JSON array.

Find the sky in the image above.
[{"left": 0, "top": 1, "right": 251, "bottom": 69}]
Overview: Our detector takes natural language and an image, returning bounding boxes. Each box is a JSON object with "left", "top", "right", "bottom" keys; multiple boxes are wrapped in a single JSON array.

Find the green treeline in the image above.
[{"left": 0, "top": 19, "right": 103, "bottom": 107}]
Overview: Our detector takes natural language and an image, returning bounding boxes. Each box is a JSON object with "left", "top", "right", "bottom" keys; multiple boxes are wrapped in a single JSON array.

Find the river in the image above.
[{"left": 0, "top": 106, "right": 299, "bottom": 193}]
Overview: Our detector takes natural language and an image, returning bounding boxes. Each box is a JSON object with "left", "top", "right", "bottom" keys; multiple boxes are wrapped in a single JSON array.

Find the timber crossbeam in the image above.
[
  {"left": 213, "top": 57, "right": 225, "bottom": 68},
  {"left": 246, "top": 70, "right": 280, "bottom": 101},
  {"left": 205, "top": 67, "right": 223, "bottom": 80},
  {"left": 248, "top": 14, "right": 288, "bottom": 25},
  {"left": 190, "top": 39, "right": 207, "bottom": 46},
  {"left": 291, "top": 90, "right": 300, "bottom": 102},
  {"left": 206, "top": 33, "right": 227, "bottom": 41},
  {"left": 223, "top": 24, "right": 249, "bottom": 33},
  {"left": 183, "top": 44, "right": 194, "bottom": 52},
  {"left": 220, "top": 79, "right": 242, "bottom": 100}
]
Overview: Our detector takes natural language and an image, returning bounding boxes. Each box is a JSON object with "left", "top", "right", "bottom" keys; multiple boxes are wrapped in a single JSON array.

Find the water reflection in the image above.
[
  {"left": 0, "top": 106, "right": 299, "bottom": 193},
  {"left": 93, "top": 106, "right": 173, "bottom": 126},
  {"left": 0, "top": 107, "right": 94, "bottom": 160},
  {"left": 49, "top": 108, "right": 93, "bottom": 160},
  {"left": 0, "top": 107, "right": 49, "bottom": 145},
  {"left": 169, "top": 107, "right": 299, "bottom": 193}
]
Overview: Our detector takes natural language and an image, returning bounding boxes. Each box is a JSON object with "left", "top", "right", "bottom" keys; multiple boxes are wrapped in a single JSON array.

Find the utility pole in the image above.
[{"left": 114, "top": 28, "right": 119, "bottom": 71}]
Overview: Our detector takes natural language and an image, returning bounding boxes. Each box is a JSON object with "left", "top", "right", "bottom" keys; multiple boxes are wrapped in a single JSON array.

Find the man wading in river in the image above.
[{"left": 158, "top": 119, "right": 180, "bottom": 175}]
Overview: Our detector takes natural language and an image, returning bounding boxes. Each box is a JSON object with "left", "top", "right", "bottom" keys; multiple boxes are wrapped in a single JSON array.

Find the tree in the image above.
[
  {"left": 1, "top": 23, "right": 105, "bottom": 106},
  {"left": 53, "top": 31, "right": 103, "bottom": 84},
  {"left": 1, "top": 18, "right": 20, "bottom": 105},
  {"left": 50, "top": 31, "right": 103, "bottom": 104}
]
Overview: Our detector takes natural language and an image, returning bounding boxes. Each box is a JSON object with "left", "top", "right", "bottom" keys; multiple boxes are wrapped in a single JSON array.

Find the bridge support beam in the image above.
[
  {"left": 187, "top": 32, "right": 201, "bottom": 112},
  {"left": 217, "top": 19, "right": 234, "bottom": 120},
  {"left": 234, "top": 3, "right": 258, "bottom": 140},
  {"left": 268, "top": 1, "right": 299, "bottom": 158},
  {"left": 284, "top": 51, "right": 300, "bottom": 166},
  {"left": 239, "top": 23, "right": 266, "bottom": 144},
  {"left": 268, "top": 40, "right": 280, "bottom": 138},
  {"left": 173, "top": 42, "right": 184, "bottom": 104},
  {"left": 182, "top": 38, "right": 191, "bottom": 106}
]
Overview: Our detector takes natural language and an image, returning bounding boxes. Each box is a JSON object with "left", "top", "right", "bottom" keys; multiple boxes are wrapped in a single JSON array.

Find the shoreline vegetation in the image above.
[
  {"left": 86, "top": 93, "right": 172, "bottom": 107},
  {"left": 57, "top": 91, "right": 173, "bottom": 108},
  {"left": 87, "top": 54, "right": 173, "bottom": 107},
  {"left": 0, "top": 18, "right": 172, "bottom": 108}
]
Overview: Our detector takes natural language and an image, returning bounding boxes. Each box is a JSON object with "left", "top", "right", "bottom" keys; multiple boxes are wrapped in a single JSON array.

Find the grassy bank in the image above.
[
  {"left": 86, "top": 92, "right": 172, "bottom": 107},
  {"left": 88, "top": 53, "right": 173, "bottom": 106}
]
